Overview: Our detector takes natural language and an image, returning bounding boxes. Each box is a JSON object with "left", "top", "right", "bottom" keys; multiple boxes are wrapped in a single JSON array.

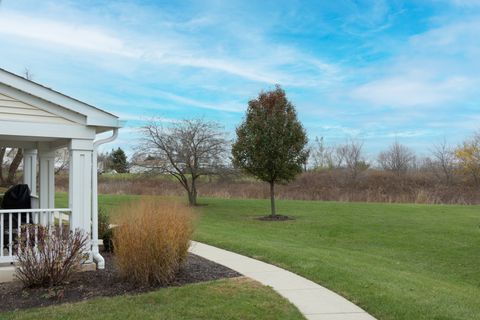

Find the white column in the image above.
[
  {"left": 69, "top": 139, "right": 94, "bottom": 261},
  {"left": 38, "top": 147, "right": 55, "bottom": 226},
  {"left": 23, "top": 149, "right": 37, "bottom": 196}
]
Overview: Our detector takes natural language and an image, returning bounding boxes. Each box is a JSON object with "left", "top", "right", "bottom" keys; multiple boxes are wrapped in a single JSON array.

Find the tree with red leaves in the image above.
[{"left": 232, "top": 86, "right": 308, "bottom": 217}]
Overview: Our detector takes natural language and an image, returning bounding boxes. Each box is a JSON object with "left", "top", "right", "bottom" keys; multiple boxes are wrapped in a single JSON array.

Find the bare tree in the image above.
[
  {"left": 378, "top": 141, "right": 415, "bottom": 175},
  {"left": 55, "top": 148, "right": 69, "bottom": 174},
  {"left": 5, "top": 148, "right": 23, "bottom": 186},
  {"left": 137, "top": 119, "right": 227, "bottom": 206},
  {"left": 330, "top": 145, "right": 345, "bottom": 169},
  {"left": 0, "top": 146, "right": 25, "bottom": 187},
  {"left": 336, "top": 139, "right": 368, "bottom": 180},
  {"left": 310, "top": 137, "right": 367, "bottom": 174},
  {"left": 430, "top": 139, "right": 456, "bottom": 184},
  {"left": 24, "top": 68, "right": 33, "bottom": 81}
]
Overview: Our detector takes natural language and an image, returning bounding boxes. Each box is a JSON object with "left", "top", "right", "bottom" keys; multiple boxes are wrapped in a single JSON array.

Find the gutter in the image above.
[{"left": 91, "top": 128, "right": 118, "bottom": 269}]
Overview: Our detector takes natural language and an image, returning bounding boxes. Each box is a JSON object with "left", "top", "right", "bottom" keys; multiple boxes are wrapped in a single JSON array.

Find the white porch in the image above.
[{"left": 0, "top": 68, "right": 121, "bottom": 269}]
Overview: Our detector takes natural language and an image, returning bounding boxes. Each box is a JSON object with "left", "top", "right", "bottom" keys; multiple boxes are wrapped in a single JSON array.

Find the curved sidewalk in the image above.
[{"left": 189, "top": 241, "right": 376, "bottom": 320}]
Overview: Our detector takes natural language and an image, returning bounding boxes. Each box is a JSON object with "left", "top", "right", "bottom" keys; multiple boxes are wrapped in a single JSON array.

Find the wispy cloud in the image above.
[
  {"left": 349, "top": 16, "right": 480, "bottom": 109},
  {"left": 113, "top": 112, "right": 180, "bottom": 123},
  {"left": 0, "top": 8, "right": 340, "bottom": 88},
  {"left": 351, "top": 75, "right": 473, "bottom": 108}
]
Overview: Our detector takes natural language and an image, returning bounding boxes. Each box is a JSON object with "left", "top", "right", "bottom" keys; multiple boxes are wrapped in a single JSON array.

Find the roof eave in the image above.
[{"left": 0, "top": 68, "right": 121, "bottom": 126}]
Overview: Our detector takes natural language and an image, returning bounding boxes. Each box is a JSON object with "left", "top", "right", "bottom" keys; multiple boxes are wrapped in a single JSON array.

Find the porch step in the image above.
[{"left": 0, "top": 266, "right": 15, "bottom": 283}]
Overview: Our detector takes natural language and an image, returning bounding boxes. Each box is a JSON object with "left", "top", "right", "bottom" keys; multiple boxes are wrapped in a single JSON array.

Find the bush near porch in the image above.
[
  {"left": 57, "top": 193, "right": 480, "bottom": 320},
  {"left": 15, "top": 225, "right": 88, "bottom": 288}
]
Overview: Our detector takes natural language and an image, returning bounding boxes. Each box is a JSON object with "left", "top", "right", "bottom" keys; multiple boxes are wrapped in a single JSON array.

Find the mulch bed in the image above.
[
  {"left": 0, "top": 253, "right": 241, "bottom": 312},
  {"left": 256, "top": 214, "right": 294, "bottom": 221}
]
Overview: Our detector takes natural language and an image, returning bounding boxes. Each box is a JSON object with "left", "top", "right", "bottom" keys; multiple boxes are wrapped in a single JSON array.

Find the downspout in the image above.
[{"left": 91, "top": 128, "right": 118, "bottom": 269}]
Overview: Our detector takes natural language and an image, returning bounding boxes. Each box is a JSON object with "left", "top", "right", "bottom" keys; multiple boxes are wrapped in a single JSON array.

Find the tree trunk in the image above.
[
  {"left": 188, "top": 178, "right": 198, "bottom": 206},
  {"left": 0, "top": 147, "right": 5, "bottom": 185},
  {"left": 7, "top": 148, "right": 23, "bottom": 185},
  {"left": 270, "top": 181, "right": 276, "bottom": 217}
]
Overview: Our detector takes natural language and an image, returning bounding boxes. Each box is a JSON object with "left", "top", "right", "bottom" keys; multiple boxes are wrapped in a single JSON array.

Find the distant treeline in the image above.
[
  {"left": 54, "top": 131, "right": 480, "bottom": 205},
  {"left": 54, "top": 167, "right": 480, "bottom": 205}
]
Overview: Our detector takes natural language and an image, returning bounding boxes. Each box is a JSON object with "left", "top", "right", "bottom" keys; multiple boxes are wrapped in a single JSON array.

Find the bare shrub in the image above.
[
  {"left": 15, "top": 225, "right": 89, "bottom": 288},
  {"left": 113, "top": 199, "right": 194, "bottom": 286}
]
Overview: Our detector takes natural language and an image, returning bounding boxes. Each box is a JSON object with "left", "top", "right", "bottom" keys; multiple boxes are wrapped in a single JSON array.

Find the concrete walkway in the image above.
[{"left": 189, "top": 241, "right": 377, "bottom": 320}]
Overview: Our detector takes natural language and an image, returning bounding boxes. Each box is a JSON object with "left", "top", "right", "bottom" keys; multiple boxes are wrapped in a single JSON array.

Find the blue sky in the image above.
[{"left": 0, "top": 0, "right": 479, "bottom": 159}]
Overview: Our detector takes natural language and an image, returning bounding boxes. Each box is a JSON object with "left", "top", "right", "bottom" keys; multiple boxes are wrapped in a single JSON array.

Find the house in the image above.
[{"left": 0, "top": 68, "right": 121, "bottom": 269}]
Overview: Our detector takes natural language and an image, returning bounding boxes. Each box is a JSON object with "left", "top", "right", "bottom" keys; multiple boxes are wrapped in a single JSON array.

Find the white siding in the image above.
[{"left": 0, "top": 93, "right": 73, "bottom": 124}]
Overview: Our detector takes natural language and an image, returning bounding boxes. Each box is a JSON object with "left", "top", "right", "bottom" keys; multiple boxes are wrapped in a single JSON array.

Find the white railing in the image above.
[{"left": 0, "top": 208, "right": 71, "bottom": 264}]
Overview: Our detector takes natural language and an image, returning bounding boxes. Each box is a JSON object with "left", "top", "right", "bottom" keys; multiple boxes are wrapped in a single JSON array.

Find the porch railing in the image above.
[{"left": 0, "top": 208, "right": 71, "bottom": 264}]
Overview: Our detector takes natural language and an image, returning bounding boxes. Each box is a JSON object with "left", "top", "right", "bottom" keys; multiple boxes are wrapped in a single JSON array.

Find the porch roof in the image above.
[{"left": 0, "top": 68, "right": 121, "bottom": 145}]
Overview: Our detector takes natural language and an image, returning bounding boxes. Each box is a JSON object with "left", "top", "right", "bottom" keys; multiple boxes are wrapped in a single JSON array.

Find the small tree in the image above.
[
  {"left": 109, "top": 147, "right": 129, "bottom": 173},
  {"left": 138, "top": 119, "right": 227, "bottom": 206},
  {"left": 232, "top": 86, "right": 308, "bottom": 217}
]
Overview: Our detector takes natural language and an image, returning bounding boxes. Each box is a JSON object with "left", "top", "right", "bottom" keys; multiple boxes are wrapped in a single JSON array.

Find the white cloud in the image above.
[
  {"left": 408, "top": 19, "right": 480, "bottom": 57},
  {"left": 316, "top": 124, "right": 362, "bottom": 137},
  {"left": 0, "top": 11, "right": 141, "bottom": 58}
]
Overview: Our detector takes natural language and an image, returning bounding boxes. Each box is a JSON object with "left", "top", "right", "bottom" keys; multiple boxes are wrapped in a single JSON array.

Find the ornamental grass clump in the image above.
[
  {"left": 113, "top": 198, "right": 194, "bottom": 286},
  {"left": 15, "top": 225, "right": 89, "bottom": 288}
]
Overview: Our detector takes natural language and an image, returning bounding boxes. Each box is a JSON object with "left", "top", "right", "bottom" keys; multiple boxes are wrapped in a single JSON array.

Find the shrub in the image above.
[
  {"left": 113, "top": 199, "right": 194, "bottom": 286},
  {"left": 15, "top": 225, "right": 89, "bottom": 288},
  {"left": 98, "top": 207, "right": 113, "bottom": 252}
]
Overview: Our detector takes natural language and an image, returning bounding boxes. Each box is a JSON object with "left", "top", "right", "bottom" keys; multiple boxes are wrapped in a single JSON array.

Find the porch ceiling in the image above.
[{"left": 0, "top": 135, "right": 69, "bottom": 149}]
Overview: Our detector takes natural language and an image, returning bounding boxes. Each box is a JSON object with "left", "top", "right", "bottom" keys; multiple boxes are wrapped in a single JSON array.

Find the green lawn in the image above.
[
  {"left": 56, "top": 193, "right": 480, "bottom": 320},
  {"left": 3, "top": 278, "right": 303, "bottom": 320}
]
